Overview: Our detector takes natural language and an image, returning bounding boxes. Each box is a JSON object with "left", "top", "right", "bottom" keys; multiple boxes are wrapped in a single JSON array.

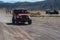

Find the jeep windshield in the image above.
[{"left": 14, "top": 10, "right": 28, "bottom": 14}]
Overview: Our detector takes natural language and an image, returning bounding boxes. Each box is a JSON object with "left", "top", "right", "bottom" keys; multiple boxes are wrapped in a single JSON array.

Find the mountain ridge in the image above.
[{"left": 0, "top": 0, "right": 60, "bottom": 10}]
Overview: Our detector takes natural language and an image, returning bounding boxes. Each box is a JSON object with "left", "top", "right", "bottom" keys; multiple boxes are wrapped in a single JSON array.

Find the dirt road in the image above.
[
  {"left": 0, "top": 13, "right": 34, "bottom": 40},
  {"left": 0, "top": 12, "right": 60, "bottom": 40}
]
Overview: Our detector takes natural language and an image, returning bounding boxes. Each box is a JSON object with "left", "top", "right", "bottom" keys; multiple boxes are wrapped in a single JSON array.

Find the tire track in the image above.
[{"left": 2, "top": 23, "right": 34, "bottom": 40}]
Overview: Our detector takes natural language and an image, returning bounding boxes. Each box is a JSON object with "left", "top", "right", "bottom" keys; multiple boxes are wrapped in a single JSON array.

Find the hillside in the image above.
[{"left": 0, "top": 0, "right": 60, "bottom": 10}]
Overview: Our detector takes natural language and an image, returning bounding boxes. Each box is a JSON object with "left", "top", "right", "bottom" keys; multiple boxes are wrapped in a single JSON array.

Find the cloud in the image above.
[
  {"left": 16, "top": 0, "right": 44, "bottom": 2},
  {"left": 0, "top": 0, "right": 44, "bottom": 2}
]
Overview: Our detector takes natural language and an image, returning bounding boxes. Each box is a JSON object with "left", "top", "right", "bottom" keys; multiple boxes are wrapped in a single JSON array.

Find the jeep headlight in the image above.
[{"left": 17, "top": 16, "right": 19, "bottom": 18}]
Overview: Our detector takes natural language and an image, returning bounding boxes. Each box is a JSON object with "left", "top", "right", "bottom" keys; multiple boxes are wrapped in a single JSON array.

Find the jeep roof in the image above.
[{"left": 13, "top": 9, "right": 28, "bottom": 14}]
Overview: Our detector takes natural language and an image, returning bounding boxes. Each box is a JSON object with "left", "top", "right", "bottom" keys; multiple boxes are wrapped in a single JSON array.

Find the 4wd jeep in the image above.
[
  {"left": 12, "top": 9, "right": 32, "bottom": 24},
  {"left": 46, "top": 9, "right": 59, "bottom": 14}
]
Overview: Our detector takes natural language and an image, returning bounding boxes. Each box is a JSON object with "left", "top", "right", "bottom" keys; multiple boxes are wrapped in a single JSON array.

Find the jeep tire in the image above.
[
  {"left": 28, "top": 19, "right": 32, "bottom": 25},
  {"left": 12, "top": 17, "right": 15, "bottom": 24}
]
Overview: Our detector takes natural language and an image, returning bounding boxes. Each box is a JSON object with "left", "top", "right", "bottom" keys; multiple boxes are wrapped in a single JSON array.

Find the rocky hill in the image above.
[{"left": 0, "top": 0, "right": 60, "bottom": 10}]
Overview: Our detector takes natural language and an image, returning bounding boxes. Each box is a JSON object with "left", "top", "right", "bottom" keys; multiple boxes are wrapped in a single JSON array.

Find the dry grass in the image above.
[
  {"left": 29, "top": 11, "right": 60, "bottom": 17},
  {"left": 0, "top": 9, "right": 60, "bottom": 17}
]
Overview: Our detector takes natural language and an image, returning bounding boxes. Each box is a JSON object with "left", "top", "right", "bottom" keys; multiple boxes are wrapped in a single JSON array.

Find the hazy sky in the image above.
[{"left": 0, "top": 0, "right": 44, "bottom": 2}]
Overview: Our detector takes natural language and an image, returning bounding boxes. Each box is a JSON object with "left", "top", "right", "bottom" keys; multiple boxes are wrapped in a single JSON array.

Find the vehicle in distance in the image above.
[{"left": 46, "top": 9, "right": 59, "bottom": 14}]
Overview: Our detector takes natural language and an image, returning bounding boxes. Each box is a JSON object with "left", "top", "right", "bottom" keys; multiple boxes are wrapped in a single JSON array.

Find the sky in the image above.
[{"left": 0, "top": 0, "right": 44, "bottom": 3}]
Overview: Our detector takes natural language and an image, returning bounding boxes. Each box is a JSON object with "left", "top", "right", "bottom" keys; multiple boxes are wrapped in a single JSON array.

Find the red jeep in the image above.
[{"left": 12, "top": 9, "right": 32, "bottom": 24}]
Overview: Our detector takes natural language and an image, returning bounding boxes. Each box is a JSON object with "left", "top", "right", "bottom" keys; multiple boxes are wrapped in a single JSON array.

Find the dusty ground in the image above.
[{"left": 0, "top": 10, "right": 60, "bottom": 40}]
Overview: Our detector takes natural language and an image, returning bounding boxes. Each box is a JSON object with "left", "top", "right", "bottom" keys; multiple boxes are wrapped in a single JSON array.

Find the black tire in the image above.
[
  {"left": 28, "top": 19, "right": 32, "bottom": 25},
  {"left": 12, "top": 17, "right": 15, "bottom": 24},
  {"left": 16, "top": 20, "right": 19, "bottom": 24}
]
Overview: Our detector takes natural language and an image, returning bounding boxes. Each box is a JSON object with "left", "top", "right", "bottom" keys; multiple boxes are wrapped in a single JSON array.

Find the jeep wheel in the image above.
[
  {"left": 12, "top": 17, "right": 15, "bottom": 24},
  {"left": 28, "top": 19, "right": 32, "bottom": 25}
]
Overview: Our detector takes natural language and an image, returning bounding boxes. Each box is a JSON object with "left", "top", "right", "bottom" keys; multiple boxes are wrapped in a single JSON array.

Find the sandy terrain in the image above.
[{"left": 0, "top": 10, "right": 60, "bottom": 40}]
